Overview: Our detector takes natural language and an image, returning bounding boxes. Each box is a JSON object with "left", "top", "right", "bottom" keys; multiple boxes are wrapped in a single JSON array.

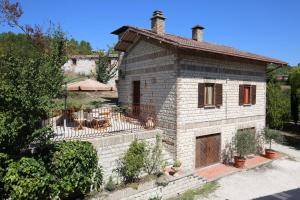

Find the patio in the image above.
[{"left": 42, "top": 105, "right": 157, "bottom": 140}]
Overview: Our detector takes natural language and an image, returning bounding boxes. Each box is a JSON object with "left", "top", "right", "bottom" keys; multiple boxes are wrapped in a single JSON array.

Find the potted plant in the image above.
[
  {"left": 145, "top": 116, "right": 155, "bottom": 129},
  {"left": 263, "top": 128, "right": 281, "bottom": 159},
  {"left": 171, "top": 160, "right": 181, "bottom": 173},
  {"left": 233, "top": 130, "right": 256, "bottom": 168}
]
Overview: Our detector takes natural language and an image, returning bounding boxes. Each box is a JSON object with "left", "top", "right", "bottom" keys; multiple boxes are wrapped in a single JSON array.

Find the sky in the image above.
[{"left": 0, "top": 0, "right": 299, "bottom": 66}]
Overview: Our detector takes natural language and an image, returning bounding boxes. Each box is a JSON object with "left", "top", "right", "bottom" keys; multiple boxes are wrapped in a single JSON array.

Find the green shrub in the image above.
[
  {"left": 173, "top": 160, "right": 181, "bottom": 168},
  {"left": 49, "top": 141, "right": 103, "bottom": 198},
  {"left": 105, "top": 176, "right": 116, "bottom": 192},
  {"left": 115, "top": 139, "right": 147, "bottom": 183},
  {"left": 233, "top": 130, "right": 256, "bottom": 159},
  {"left": 0, "top": 153, "right": 13, "bottom": 199},
  {"left": 263, "top": 128, "right": 283, "bottom": 150},
  {"left": 66, "top": 99, "right": 82, "bottom": 110},
  {"left": 144, "top": 135, "right": 162, "bottom": 175},
  {"left": 3, "top": 157, "right": 53, "bottom": 200},
  {"left": 90, "top": 100, "right": 103, "bottom": 108},
  {"left": 266, "top": 82, "right": 291, "bottom": 129}
]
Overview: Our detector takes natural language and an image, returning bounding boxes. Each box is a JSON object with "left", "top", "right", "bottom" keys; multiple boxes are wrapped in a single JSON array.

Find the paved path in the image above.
[{"left": 201, "top": 144, "right": 300, "bottom": 200}]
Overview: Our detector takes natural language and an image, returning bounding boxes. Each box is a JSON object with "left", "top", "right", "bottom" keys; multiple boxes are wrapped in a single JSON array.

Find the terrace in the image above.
[{"left": 42, "top": 104, "right": 157, "bottom": 140}]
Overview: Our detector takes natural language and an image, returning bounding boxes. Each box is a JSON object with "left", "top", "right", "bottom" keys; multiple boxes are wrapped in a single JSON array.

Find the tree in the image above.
[
  {"left": 78, "top": 40, "right": 92, "bottom": 54},
  {"left": 95, "top": 46, "right": 118, "bottom": 83},
  {"left": 266, "top": 82, "right": 291, "bottom": 129},
  {"left": 289, "top": 66, "right": 300, "bottom": 124},
  {"left": 0, "top": 0, "right": 67, "bottom": 154}
]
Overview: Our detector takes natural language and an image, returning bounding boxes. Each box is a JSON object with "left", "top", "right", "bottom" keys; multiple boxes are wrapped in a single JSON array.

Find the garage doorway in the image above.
[{"left": 195, "top": 133, "right": 221, "bottom": 168}]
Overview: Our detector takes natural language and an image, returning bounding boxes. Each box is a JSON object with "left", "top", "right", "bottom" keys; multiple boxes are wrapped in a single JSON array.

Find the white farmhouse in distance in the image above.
[{"left": 62, "top": 54, "right": 119, "bottom": 90}]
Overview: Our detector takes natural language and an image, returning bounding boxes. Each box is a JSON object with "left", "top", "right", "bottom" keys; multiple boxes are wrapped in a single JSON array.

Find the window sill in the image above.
[
  {"left": 242, "top": 104, "right": 252, "bottom": 107},
  {"left": 203, "top": 105, "right": 221, "bottom": 109}
]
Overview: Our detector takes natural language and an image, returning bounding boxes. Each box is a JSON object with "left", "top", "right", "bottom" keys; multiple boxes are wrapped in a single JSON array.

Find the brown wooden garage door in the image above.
[{"left": 195, "top": 133, "right": 221, "bottom": 168}]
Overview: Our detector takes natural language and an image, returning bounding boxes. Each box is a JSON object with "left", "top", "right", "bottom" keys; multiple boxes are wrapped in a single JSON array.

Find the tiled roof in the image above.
[{"left": 112, "top": 26, "right": 287, "bottom": 65}]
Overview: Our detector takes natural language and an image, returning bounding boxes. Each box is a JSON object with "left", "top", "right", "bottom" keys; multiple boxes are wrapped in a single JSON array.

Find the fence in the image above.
[{"left": 42, "top": 104, "right": 157, "bottom": 140}]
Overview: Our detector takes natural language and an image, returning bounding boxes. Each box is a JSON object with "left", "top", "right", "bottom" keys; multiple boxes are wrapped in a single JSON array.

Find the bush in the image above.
[
  {"left": 0, "top": 153, "right": 13, "bottom": 199},
  {"left": 173, "top": 160, "right": 181, "bottom": 168},
  {"left": 263, "top": 128, "right": 283, "bottom": 150},
  {"left": 233, "top": 130, "right": 256, "bottom": 159},
  {"left": 66, "top": 99, "right": 82, "bottom": 110},
  {"left": 144, "top": 135, "right": 162, "bottom": 175},
  {"left": 115, "top": 139, "right": 147, "bottom": 183},
  {"left": 266, "top": 82, "right": 291, "bottom": 129},
  {"left": 105, "top": 176, "right": 116, "bottom": 192},
  {"left": 48, "top": 141, "right": 102, "bottom": 198},
  {"left": 3, "top": 157, "right": 53, "bottom": 200}
]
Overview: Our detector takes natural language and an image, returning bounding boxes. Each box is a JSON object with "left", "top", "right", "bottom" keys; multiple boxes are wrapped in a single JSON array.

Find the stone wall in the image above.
[
  {"left": 117, "top": 38, "right": 268, "bottom": 170},
  {"left": 118, "top": 40, "right": 178, "bottom": 161},
  {"left": 90, "top": 171, "right": 206, "bottom": 200},
  {"left": 176, "top": 55, "right": 267, "bottom": 169},
  {"left": 84, "top": 129, "right": 161, "bottom": 181}
]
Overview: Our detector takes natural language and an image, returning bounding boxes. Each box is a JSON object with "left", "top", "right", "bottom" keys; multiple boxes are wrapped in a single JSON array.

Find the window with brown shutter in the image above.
[
  {"left": 239, "top": 84, "right": 257, "bottom": 105},
  {"left": 198, "top": 83, "right": 205, "bottom": 108},
  {"left": 198, "top": 83, "right": 223, "bottom": 108},
  {"left": 204, "top": 83, "right": 215, "bottom": 106},
  {"left": 215, "top": 84, "right": 223, "bottom": 106},
  {"left": 239, "top": 85, "right": 244, "bottom": 105},
  {"left": 251, "top": 85, "right": 256, "bottom": 105}
]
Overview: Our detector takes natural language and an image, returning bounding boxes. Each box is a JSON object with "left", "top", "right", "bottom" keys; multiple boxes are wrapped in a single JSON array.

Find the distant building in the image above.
[{"left": 62, "top": 54, "right": 119, "bottom": 90}]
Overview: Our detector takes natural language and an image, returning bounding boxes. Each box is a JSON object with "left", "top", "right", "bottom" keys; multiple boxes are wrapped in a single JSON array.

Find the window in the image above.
[
  {"left": 71, "top": 58, "right": 77, "bottom": 65},
  {"left": 239, "top": 85, "right": 256, "bottom": 106},
  {"left": 198, "top": 83, "right": 222, "bottom": 108},
  {"left": 205, "top": 84, "right": 215, "bottom": 105}
]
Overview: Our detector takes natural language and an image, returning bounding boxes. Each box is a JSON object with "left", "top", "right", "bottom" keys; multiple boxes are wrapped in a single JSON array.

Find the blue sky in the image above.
[{"left": 0, "top": 0, "right": 299, "bottom": 66}]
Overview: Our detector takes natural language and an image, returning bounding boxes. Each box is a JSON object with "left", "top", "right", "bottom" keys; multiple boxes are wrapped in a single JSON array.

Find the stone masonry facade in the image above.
[{"left": 118, "top": 38, "right": 267, "bottom": 170}]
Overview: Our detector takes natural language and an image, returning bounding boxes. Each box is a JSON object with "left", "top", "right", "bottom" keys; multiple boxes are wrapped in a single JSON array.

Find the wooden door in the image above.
[
  {"left": 195, "top": 133, "right": 221, "bottom": 168},
  {"left": 132, "top": 81, "right": 140, "bottom": 116}
]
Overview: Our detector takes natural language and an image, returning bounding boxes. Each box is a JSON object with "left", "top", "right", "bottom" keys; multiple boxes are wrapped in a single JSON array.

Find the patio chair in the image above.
[{"left": 73, "top": 110, "right": 86, "bottom": 130}]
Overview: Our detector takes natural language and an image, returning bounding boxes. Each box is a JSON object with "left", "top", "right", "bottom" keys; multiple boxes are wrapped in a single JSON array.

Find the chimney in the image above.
[
  {"left": 151, "top": 10, "right": 165, "bottom": 35},
  {"left": 192, "top": 25, "right": 204, "bottom": 42}
]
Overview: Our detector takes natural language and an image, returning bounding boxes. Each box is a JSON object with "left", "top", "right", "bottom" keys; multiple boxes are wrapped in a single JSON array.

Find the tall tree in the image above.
[
  {"left": 0, "top": 0, "right": 67, "bottom": 153},
  {"left": 78, "top": 40, "right": 92, "bottom": 54},
  {"left": 289, "top": 66, "right": 300, "bottom": 124},
  {"left": 95, "top": 47, "right": 118, "bottom": 83}
]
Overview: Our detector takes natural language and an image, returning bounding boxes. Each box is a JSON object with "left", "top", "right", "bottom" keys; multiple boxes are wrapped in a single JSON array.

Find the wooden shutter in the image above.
[
  {"left": 215, "top": 84, "right": 223, "bottom": 106},
  {"left": 251, "top": 85, "right": 256, "bottom": 105},
  {"left": 198, "top": 83, "right": 205, "bottom": 108},
  {"left": 239, "top": 85, "right": 244, "bottom": 105}
]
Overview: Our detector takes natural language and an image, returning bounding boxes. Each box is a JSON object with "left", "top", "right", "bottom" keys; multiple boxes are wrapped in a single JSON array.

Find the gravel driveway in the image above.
[{"left": 202, "top": 144, "right": 300, "bottom": 200}]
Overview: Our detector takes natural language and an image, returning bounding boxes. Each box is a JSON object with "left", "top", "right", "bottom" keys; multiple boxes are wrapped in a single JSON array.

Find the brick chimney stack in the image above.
[
  {"left": 192, "top": 25, "right": 204, "bottom": 42},
  {"left": 151, "top": 10, "right": 165, "bottom": 35}
]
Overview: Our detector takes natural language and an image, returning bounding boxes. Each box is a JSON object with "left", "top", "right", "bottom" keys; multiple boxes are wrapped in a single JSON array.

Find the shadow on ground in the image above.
[
  {"left": 278, "top": 122, "right": 300, "bottom": 150},
  {"left": 254, "top": 188, "right": 300, "bottom": 200}
]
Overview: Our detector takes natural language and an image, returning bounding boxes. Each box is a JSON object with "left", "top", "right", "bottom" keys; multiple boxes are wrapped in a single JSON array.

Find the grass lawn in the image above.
[
  {"left": 54, "top": 91, "right": 118, "bottom": 110},
  {"left": 167, "top": 181, "right": 219, "bottom": 200}
]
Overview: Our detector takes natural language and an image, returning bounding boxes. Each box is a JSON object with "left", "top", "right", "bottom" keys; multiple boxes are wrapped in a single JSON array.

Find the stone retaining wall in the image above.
[
  {"left": 90, "top": 171, "right": 206, "bottom": 200},
  {"left": 84, "top": 129, "right": 164, "bottom": 181}
]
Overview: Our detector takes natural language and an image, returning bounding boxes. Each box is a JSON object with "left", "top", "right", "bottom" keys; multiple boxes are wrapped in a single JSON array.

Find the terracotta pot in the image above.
[
  {"left": 265, "top": 149, "right": 277, "bottom": 159},
  {"left": 234, "top": 156, "right": 246, "bottom": 168},
  {"left": 145, "top": 117, "right": 155, "bottom": 129}
]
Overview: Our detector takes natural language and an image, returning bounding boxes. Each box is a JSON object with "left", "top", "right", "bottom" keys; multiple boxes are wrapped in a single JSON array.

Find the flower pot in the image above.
[
  {"left": 145, "top": 117, "right": 155, "bottom": 129},
  {"left": 265, "top": 149, "right": 277, "bottom": 159},
  {"left": 171, "top": 166, "right": 181, "bottom": 173},
  {"left": 234, "top": 156, "right": 246, "bottom": 168}
]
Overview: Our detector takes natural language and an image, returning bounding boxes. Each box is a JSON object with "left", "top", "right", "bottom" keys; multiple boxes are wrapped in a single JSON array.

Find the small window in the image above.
[
  {"left": 71, "top": 58, "right": 77, "bottom": 65},
  {"left": 205, "top": 84, "right": 215, "bottom": 106},
  {"left": 239, "top": 85, "right": 256, "bottom": 106},
  {"left": 198, "top": 83, "right": 222, "bottom": 108}
]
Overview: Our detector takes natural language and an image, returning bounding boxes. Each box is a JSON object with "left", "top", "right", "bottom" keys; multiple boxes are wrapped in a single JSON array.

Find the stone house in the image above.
[
  {"left": 112, "top": 11, "right": 287, "bottom": 170},
  {"left": 63, "top": 54, "right": 119, "bottom": 89}
]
